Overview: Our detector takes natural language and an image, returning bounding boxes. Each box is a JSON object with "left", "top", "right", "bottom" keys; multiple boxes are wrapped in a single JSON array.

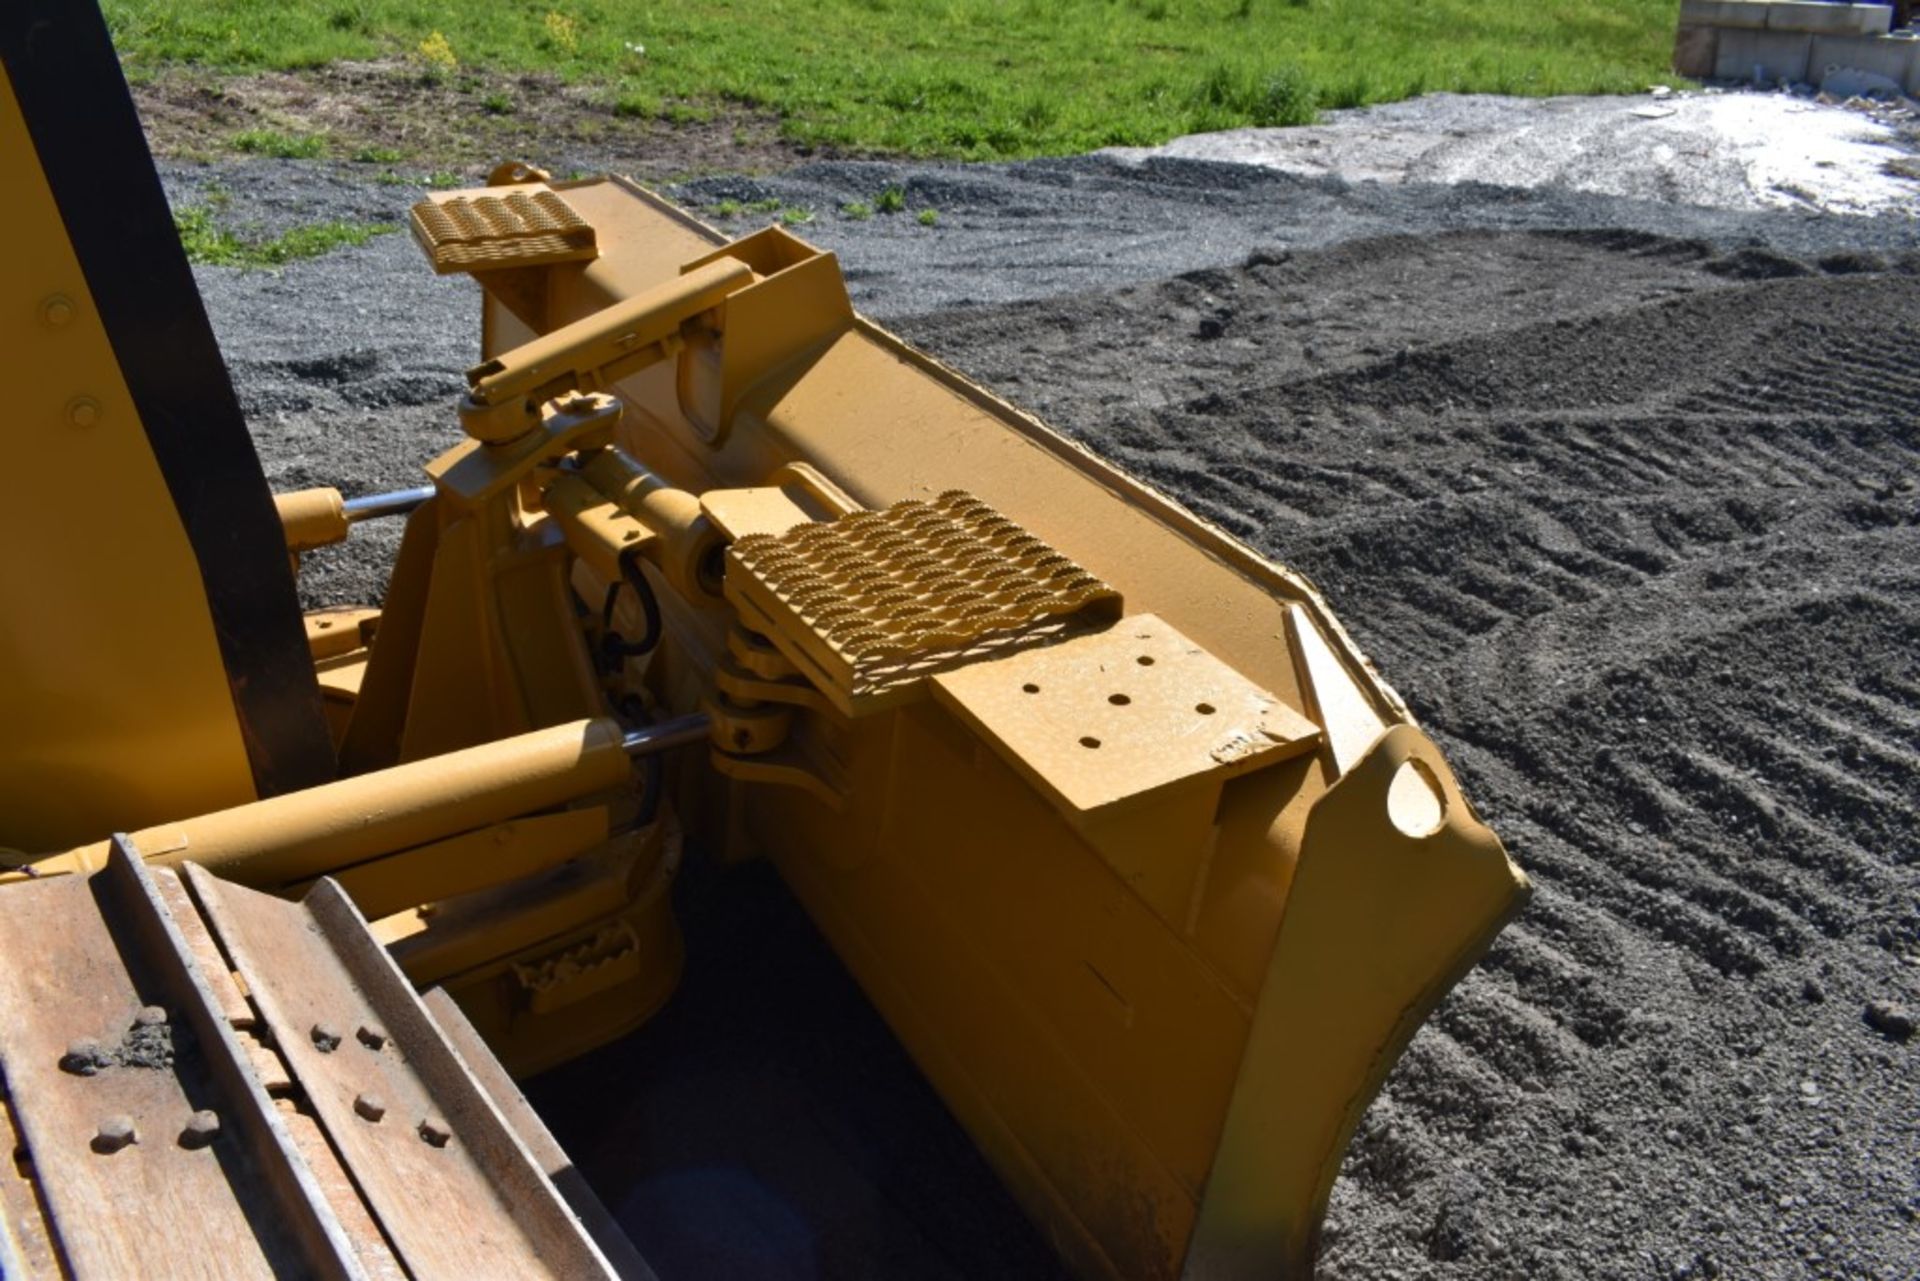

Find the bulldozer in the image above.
[{"left": 0, "top": 3, "right": 1529, "bottom": 1277}]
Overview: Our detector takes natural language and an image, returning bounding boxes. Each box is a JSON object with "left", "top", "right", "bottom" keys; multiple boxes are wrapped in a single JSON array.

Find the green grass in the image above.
[
  {"left": 229, "top": 127, "right": 327, "bottom": 158},
  {"left": 105, "top": 0, "right": 1679, "bottom": 160},
  {"left": 174, "top": 205, "right": 397, "bottom": 267}
]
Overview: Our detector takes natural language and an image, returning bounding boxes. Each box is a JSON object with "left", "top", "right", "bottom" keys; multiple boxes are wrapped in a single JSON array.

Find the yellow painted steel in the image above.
[
  {"left": 457, "top": 176, "right": 1531, "bottom": 1279},
  {"left": 274, "top": 485, "right": 350, "bottom": 553},
  {"left": 24, "top": 718, "right": 632, "bottom": 885},
  {"left": 1183, "top": 726, "right": 1527, "bottom": 1277},
  {"left": 0, "top": 66, "right": 257, "bottom": 852}
]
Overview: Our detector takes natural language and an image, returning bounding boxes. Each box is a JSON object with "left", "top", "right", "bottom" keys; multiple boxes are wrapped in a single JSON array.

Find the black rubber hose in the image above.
[{"left": 599, "top": 548, "right": 663, "bottom": 664}]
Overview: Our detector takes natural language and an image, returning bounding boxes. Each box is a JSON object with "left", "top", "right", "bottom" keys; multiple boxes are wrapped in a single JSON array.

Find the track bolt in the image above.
[
  {"left": 40, "top": 295, "right": 74, "bottom": 328},
  {"left": 61, "top": 1040, "right": 106, "bottom": 1077},
  {"left": 356, "top": 1024, "right": 388, "bottom": 1051},
  {"left": 181, "top": 1110, "right": 221, "bottom": 1149},
  {"left": 65, "top": 397, "right": 101, "bottom": 428},
  {"left": 354, "top": 1093, "right": 387, "bottom": 1123},
  {"left": 134, "top": 1006, "right": 167, "bottom": 1027},
  {"left": 310, "top": 1023, "right": 343, "bottom": 1053},
  {"left": 93, "top": 1117, "right": 137, "bottom": 1154},
  {"left": 417, "top": 1116, "right": 451, "bottom": 1148}
]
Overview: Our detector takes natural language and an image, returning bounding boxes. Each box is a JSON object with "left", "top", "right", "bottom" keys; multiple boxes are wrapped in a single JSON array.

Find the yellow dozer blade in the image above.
[{"left": 0, "top": 4, "right": 1527, "bottom": 1276}]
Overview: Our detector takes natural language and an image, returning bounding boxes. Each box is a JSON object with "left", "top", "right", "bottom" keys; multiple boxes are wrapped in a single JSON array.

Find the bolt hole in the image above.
[
  {"left": 317, "top": 620, "right": 333, "bottom": 630},
  {"left": 1022, "top": 682, "right": 1041, "bottom": 694},
  {"left": 1195, "top": 702, "right": 1216, "bottom": 715},
  {"left": 1136, "top": 655, "right": 1154, "bottom": 666},
  {"left": 1079, "top": 736, "right": 1101, "bottom": 749},
  {"left": 1388, "top": 757, "right": 1447, "bottom": 839},
  {"left": 732, "top": 729, "right": 751, "bottom": 750},
  {"left": 1108, "top": 693, "right": 1130, "bottom": 706}
]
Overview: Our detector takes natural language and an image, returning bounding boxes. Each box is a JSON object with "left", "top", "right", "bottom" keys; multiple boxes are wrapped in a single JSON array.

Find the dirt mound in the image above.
[{"left": 895, "top": 229, "right": 1920, "bottom": 1279}]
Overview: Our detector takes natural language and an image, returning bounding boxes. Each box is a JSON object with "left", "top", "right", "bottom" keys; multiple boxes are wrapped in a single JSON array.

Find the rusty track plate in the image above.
[
  {"left": 0, "top": 841, "right": 635, "bottom": 1279},
  {"left": 186, "top": 865, "right": 616, "bottom": 1280}
]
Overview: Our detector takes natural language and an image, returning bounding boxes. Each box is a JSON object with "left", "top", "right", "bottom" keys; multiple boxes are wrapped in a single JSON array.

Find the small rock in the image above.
[
  {"left": 1801, "top": 977, "right": 1825, "bottom": 1003},
  {"left": 1863, "top": 999, "right": 1914, "bottom": 1042},
  {"left": 1425, "top": 1171, "right": 1488, "bottom": 1262}
]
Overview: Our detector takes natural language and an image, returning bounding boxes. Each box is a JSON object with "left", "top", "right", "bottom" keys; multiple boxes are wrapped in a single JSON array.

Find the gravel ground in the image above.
[{"left": 175, "top": 125, "right": 1920, "bottom": 1280}]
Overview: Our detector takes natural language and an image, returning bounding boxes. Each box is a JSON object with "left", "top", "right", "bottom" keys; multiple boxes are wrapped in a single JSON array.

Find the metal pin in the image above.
[
  {"left": 356, "top": 1024, "right": 388, "bottom": 1051},
  {"left": 354, "top": 1093, "right": 386, "bottom": 1123},
  {"left": 418, "top": 1116, "right": 452, "bottom": 1148},
  {"left": 342, "top": 485, "right": 435, "bottom": 523},
  {"left": 620, "top": 712, "right": 713, "bottom": 757}
]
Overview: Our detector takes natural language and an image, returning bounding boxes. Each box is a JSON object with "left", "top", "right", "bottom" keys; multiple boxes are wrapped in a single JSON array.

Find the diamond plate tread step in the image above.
[
  {"left": 726, "top": 489, "right": 1124, "bottom": 715},
  {"left": 410, "top": 184, "right": 598, "bottom": 275}
]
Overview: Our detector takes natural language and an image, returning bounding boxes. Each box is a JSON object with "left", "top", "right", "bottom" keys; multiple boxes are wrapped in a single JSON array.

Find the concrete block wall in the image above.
[{"left": 1673, "top": 0, "right": 1920, "bottom": 94}]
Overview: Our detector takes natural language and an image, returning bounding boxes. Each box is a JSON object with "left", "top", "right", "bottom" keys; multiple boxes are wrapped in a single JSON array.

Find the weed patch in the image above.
[
  {"left": 175, "top": 205, "right": 395, "bottom": 267},
  {"left": 229, "top": 128, "right": 326, "bottom": 158}
]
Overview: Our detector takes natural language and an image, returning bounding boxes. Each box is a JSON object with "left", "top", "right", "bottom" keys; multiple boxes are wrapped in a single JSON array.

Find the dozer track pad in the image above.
[{"left": 0, "top": 840, "right": 639, "bottom": 1280}]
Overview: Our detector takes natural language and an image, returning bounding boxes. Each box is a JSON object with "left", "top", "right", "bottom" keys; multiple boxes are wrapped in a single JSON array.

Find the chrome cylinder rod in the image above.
[
  {"left": 621, "top": 713, "right": 712, "bottom": 757},
  {"left": 342, "top": 485, "right": 436, "bottom": 523}
]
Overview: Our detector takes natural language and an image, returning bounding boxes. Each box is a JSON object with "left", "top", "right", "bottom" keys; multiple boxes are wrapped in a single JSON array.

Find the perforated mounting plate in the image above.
[
  {"left": 409, "top": 184, "right": 598, "bottom": 275},
  {"left": 931, "top": 613, "right": 1322, "bottom": 824},
  {"left": 726, "top": 489, "right": 1123, "bottom": 714}
]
